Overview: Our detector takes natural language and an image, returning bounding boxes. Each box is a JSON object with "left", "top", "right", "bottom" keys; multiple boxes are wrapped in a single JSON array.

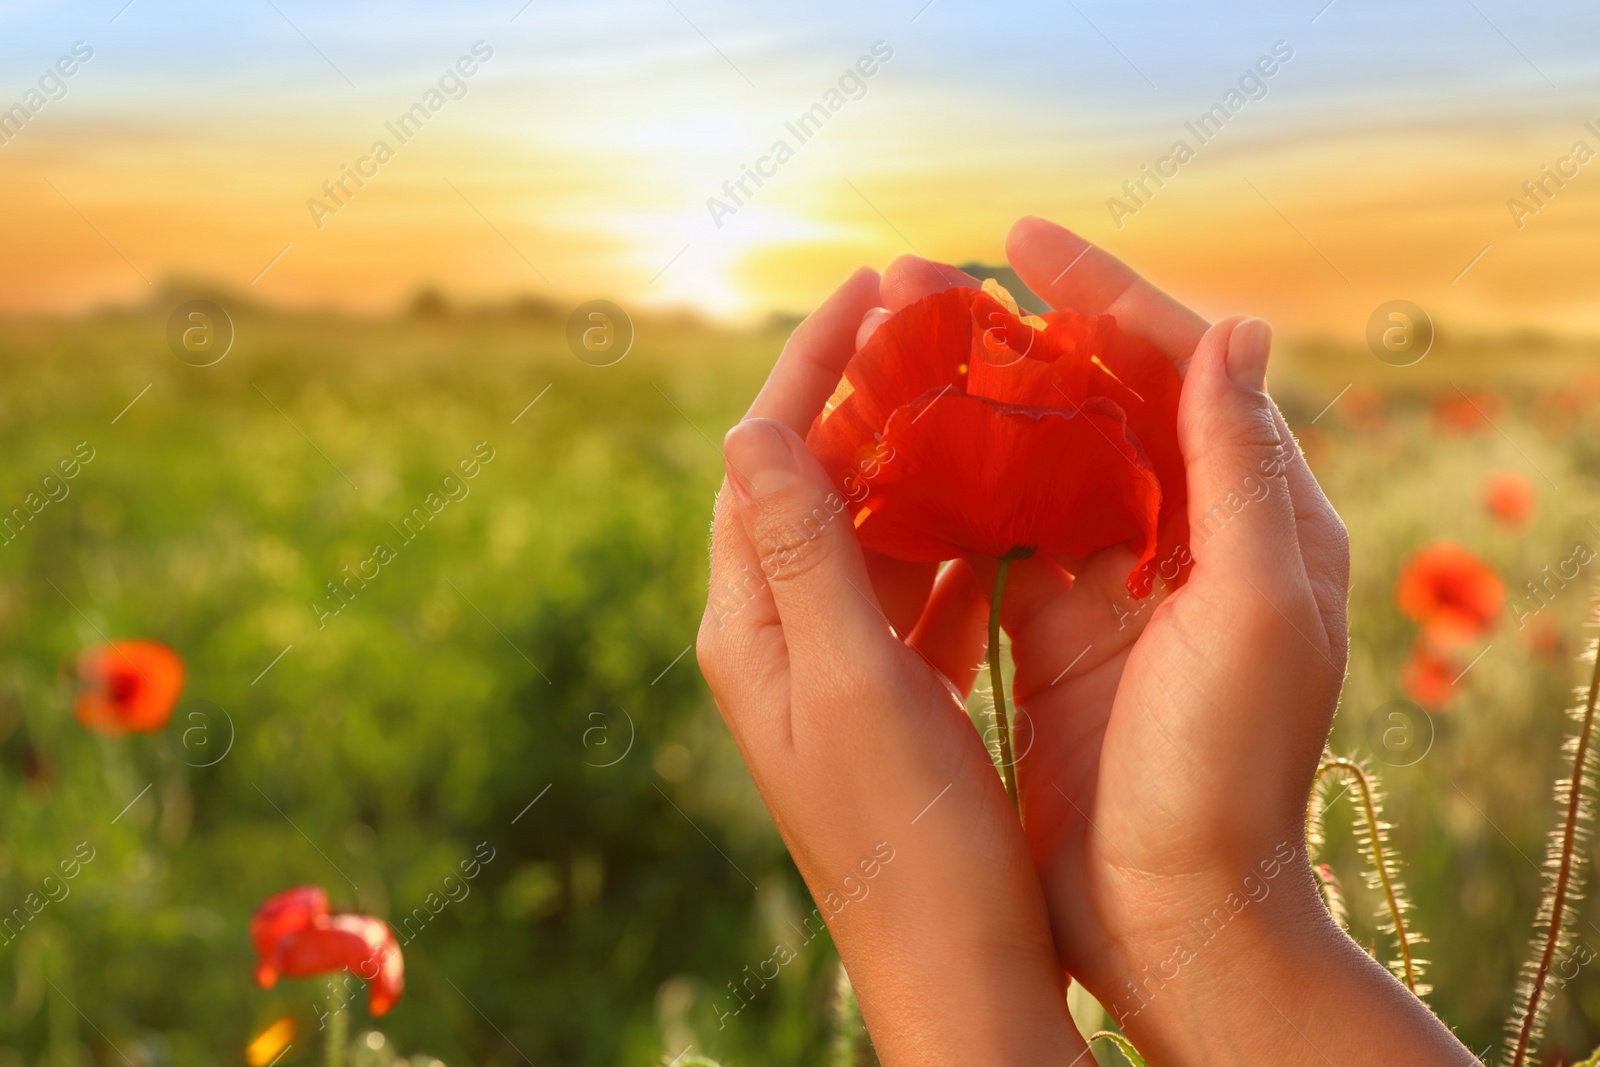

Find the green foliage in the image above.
[
  {"left": 0, "top": 307, "right": 1597, "bottom": 1064},
  {"left": 830, "top": 967, "right": 876, "bottom": 1067},
  {"left": 0, "top": 306, "right": 823, "bottom": 1065},
  {"left": 1279, "top": 351, "right": 1600, "bottom": 1063}
]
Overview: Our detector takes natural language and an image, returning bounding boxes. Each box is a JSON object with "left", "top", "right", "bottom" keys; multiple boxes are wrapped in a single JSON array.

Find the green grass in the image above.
[{"left": 0, "top": 299, "right": 1597, "bottom": 1064}]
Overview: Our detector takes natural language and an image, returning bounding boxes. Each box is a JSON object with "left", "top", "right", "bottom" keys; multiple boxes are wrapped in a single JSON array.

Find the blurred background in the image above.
[{"left": 2, "top": 0, "right": 1599, "bottom": 1063}]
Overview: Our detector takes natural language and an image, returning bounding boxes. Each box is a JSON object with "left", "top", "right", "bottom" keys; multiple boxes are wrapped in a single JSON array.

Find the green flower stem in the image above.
[
  {"left": 324, "top": 978, "right": 347, "bottom": 1067},
  {"left": 989, "top": 557, "right": 1018, "bottom": 811}
]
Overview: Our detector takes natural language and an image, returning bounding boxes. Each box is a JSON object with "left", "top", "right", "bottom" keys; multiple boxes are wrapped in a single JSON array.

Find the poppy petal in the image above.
[
  {"left": 1483, "top": 470, "right": 1536, "bottom": 531},
  {"left": 74, "top": 640, "right": 186, "bottom": 735},
  {"left": 1085, "top": 317, "right": 1190, "bottom": 588},
  {"left": 1402, "top": 640, "right": 1458, "bottom": 710},
  {"left": 854, "top": 390, "right": 1161, "bottom": 584},
  {"left": 965, "top": 307, "right": 1098, "bottom": 407},
  {"left": 1396, "top": 542, "right": 1504, "bottom": 646},
  {"left": 807, "top": 284, "right": 1186, "bottom": 597},
  {"left": 269, "top": 915, "right": 404, "bottom": 1016},
  {"left": 250, "top": 885, "right": 331, "bottom": 987},
  {"left": 810, "top": 286, "right": 976, "bottom": 455},
  {"left": 324, "top": 914, "right": 405, "bottom": 1017}
]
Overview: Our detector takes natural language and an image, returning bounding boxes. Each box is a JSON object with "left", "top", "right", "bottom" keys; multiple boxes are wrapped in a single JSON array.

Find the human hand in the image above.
[
  {"left": 881, "top": 219, "right": 1474, "bottom": 1064},
  {"left": 695, "top": 268, "right": 1090, "bottom": 1065},
  {"left": 994, "top": 216, "right": 1348, "bottom": 995}
]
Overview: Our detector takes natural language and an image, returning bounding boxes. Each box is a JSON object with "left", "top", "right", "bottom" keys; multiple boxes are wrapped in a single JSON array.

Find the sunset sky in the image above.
[{"left": 3, "top": 0, "right": 1599, "bottom": 338}]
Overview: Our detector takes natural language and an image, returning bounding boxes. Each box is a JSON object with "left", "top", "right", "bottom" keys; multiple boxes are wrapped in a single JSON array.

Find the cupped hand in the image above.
[
  {"left": 696, "top": 268, "right": 1091, "bottom": 1066},
  {"left": 805, "top": 225, "right": 1475, "bottom": 1067},
  {"left": 878, "top": 220, "right": 1350, "bottom": 1014}
]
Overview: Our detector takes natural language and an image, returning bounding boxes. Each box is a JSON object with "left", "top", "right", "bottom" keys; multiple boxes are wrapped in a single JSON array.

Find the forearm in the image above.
[
  {"left": 838, "top": 920, "right": 1082, "bottom": 1067},
  {"left": 1108, "top": 862, "right": 1477, "bottom": 1067},
  {"left": 774, "top": 751, "right": 1088, "bottom": 1067}
]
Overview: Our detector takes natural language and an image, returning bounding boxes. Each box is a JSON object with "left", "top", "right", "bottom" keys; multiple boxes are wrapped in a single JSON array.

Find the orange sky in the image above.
[{"left": 3, "top": 0, "right": 1597, "bottom": 341}]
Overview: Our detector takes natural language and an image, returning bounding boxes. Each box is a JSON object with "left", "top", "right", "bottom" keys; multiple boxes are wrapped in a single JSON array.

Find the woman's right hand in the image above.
[{"left": 883, "top": 218, "right": 1476, "bottom": 1065}]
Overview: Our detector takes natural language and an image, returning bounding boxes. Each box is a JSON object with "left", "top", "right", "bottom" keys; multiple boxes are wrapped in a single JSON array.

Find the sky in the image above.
[{"left": 2, "top": 0, "right": 1598, "bottom": 338}]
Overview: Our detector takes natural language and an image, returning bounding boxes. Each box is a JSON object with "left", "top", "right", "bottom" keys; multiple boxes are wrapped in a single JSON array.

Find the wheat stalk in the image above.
[
  {"left": 1308, "top": 755, "right": 1428, "bottom": 996},
  {"left": 1507, "top": 625, "right": 1600, "bottom": 1067}
]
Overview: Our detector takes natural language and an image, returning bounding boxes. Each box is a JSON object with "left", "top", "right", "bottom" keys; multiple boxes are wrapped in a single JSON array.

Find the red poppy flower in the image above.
[
  {"left": 1395, "top": 542, "right": 1504, "bottom": 646},
  {"left": 1482, "top": 470, "right": 1536, "bottom": 532},
  {"left": 1432, "top": 389, "right": 1500, "bottom": 434},
  {"left": 1401, "top": 640, "right": 1457, "bottom": 710},
  {"left": 251, "top": 885, "right": 331, "bottom": 984},
  {"left": 74, "top": 640, "right": 185, "bottom": 734},
  {"left": 1537, "top": 372, "right": 1600, "bottom": 426},
  {"left": 251, "top": 886, "right": 404, "bottom": 1016},
  {"left": 1523, "top": 616, "right": 1565, "bottom": 664},
  {"left": 1339, "top": 385, "right": 1386, "bottom": 432},
  {"left": 806, "top": 281, "right": 1187, "bottom": 596}
]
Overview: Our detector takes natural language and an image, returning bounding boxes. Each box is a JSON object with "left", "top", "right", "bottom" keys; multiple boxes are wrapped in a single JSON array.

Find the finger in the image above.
[
  {"left": 880, "top": 255, "right": 979, "bottom": 311},
  {"left": 744, "top": 272, "right": 935, "bottom": 636},
  {"left": 1005, "top": 216, "right": 1209, "bottom": 368},
  {"left": 1178, "top": 317, "right": 1318, "bottom": 627},
  {"left": 855, "top": 306, "right": 892, "bottom": 350},
  {"left": 1267, "top": 401, "right": 1351, "bottom": 667},
  {"left": 906, "top": 560, "right": 989, "bottom": 699},
  {"left": 697, "top": 483, "right": 786, "bottom": 744},
  {"left": 746, "top": 266, "right": 881, "bottom": 434},
  {"left": 722, "top": 418, "right": 891, "bottom": 684},
  {"left": 702, "top": 269, "right": 879, "bottom": 732},
  {"left": 699, "top": 479, "right": 923, "bottom": 759},
  {"left": 866, "top": 554, "right": 937, "bottom": 639}
]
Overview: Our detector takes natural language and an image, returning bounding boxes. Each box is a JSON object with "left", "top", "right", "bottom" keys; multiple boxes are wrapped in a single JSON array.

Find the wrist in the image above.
[
  {"left": 842, "top": 912, "right": 1087, "bottom": 1066},
  {"left": 1093, "top": 837, "right": 1327, "bottom": 1037},
  {"left": 1086, "top": 846, "right": 1475, "bottom": 1066}
]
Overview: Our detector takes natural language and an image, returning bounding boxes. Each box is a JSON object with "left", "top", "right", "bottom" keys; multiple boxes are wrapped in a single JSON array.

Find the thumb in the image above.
[
  {"left": 1177, "top": 316, "right": 1307, "bottom": 599},
  {"left": 723, "top": 418, "right": 890, "bottom": 671}
]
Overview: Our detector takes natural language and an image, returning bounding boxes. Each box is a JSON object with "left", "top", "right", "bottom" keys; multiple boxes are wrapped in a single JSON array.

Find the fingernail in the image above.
[
  {"left": 1227, "top": 318, "right": 1272, "bottom": 391},
  {"left": 855, "top": 307, "right": 893, "bottom": 350},
  {"left": 724, "top": 419, "right": 801, "bottom": 500}
]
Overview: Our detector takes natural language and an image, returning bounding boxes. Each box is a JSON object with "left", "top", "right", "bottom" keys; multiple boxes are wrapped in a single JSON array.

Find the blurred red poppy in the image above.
[
  {"left": 1432, "top": 389, "right": 1501, "bottom": 434},
  {"left": 251, "top": 885, "right": 404, "bottom": 1016},
  {"left": 1523, "top": 616, "right": 1565, "bottom": 664},
  {"left": 1339, "top": 384, "right": 1386, "bottom": 432},
  {"left": 1482, "top": 470, "right": 1536, "bottom": 533},
  {"left": 251, "top": 885, "right": 331, "bottom": 984},
  {"left": 74, "top": 640, "right": 185, "bottom": 734},
  {"left": 1395, "top": 542, "right": 1504, "bottom": 646},
  {"left": 806, "top": 281, "right": 1187, "bottom": 596},
  {"left": 1541, "top": 372, "right": 1600, "bottom": 422},
  {"left": 1401, "top": 640, "right": 1457, "bottom": 710}
]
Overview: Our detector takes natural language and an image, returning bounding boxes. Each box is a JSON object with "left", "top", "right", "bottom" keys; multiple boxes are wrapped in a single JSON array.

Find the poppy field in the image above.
[{"left": 2, "top": 295, "right": 1600, "bottom": 1065}]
